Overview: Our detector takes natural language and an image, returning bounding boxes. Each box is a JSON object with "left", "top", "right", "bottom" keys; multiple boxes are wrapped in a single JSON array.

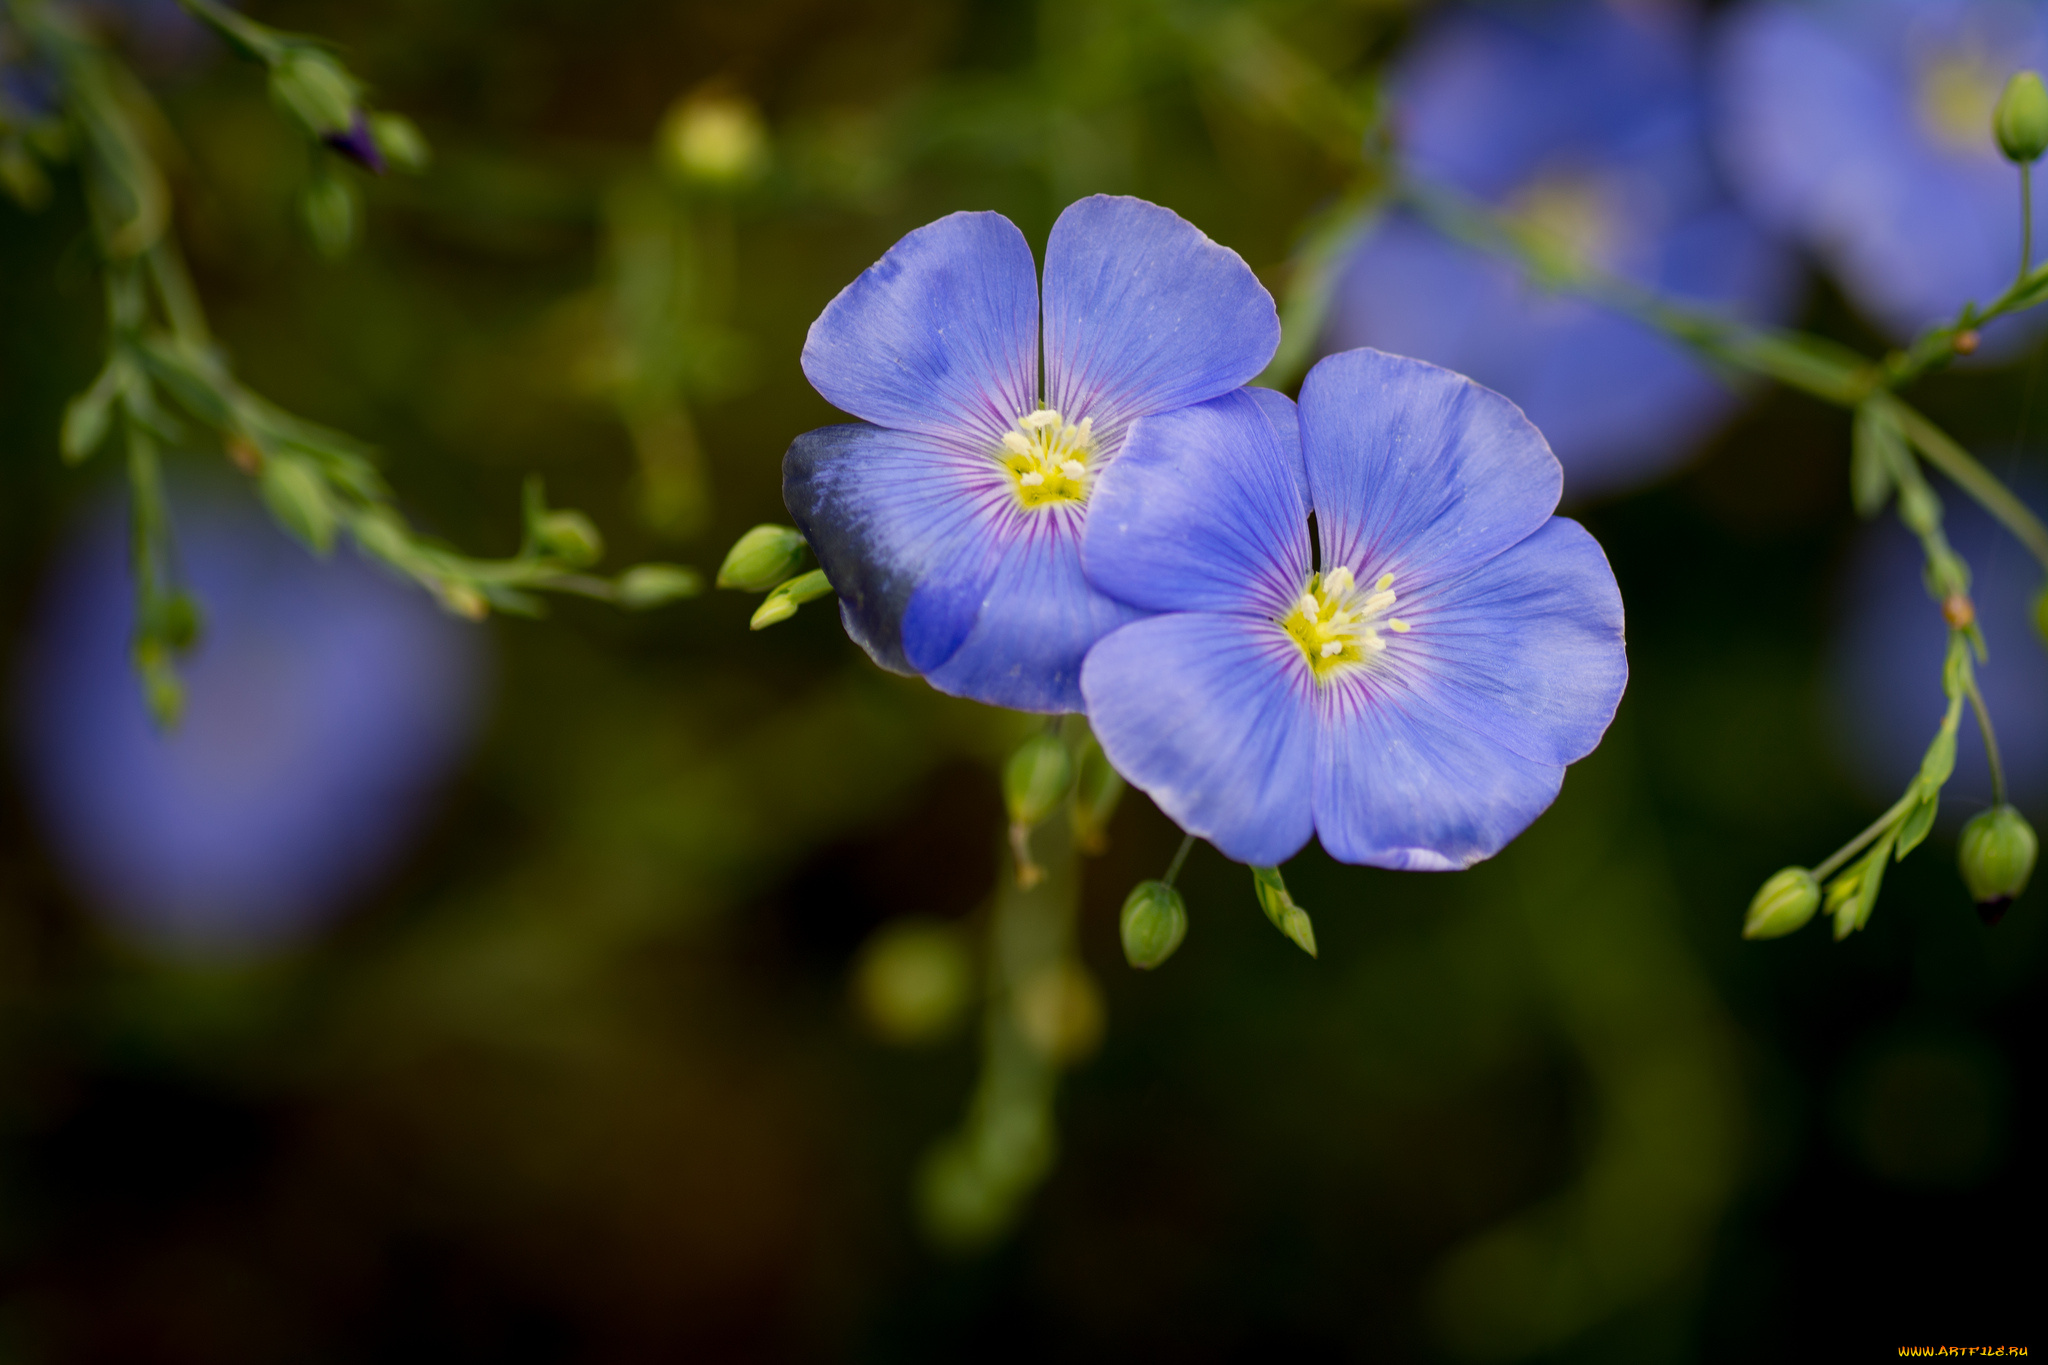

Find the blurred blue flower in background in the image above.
[
  {"left": 12, "top": 486, "right": 487, "bottom": 957},
  {"left": 785, "top": 195, "right": 1279, "bottom": 713},
  {"left": 1715, "top": 0, "right": 2048, "bottom": 348},
  {"left": 1831, "top": 477, "right": 2048, "bottom": 818},
  {"left": 1326, "top": 0, "right": 1798, "bottom": 501},
  {"left": 1081, "top": 349, "right": 1626, "bottom": 869}
]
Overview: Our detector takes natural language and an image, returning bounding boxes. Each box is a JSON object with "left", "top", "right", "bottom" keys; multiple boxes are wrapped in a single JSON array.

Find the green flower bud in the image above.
[
  {"left": 260, "top": 454, "right": 337, "bottom": 554},
  {"left": 269, "top": 50, "right": 358, "bottom": 138},
  {"left": 2034, "top": 583, "right": 2048, "bottom": 646},
  {"left": 1003, "top": 732, "right": 1072, "bottom": 830},
  {"left": 149, "top": 592, "right": 204, "bottom": 655},
  {"left": 1995, "top": 70, "right": 2048, "bottom": 163},
  {"left": 1743, "top": 866, "right": 1822, "bottom": 939},
  {"left": 852, "top": 918, "right": 974, "bottom": 1046},
  {"left": 1004, "top": 732, "right": 1073, "bottom": 889},
  {"left": 1958, "top": 804, "right": 2037, "bottom": 924},
  {"left": 370, "top": 113, "right": 431, "bottom": 173},
  {"left": 300, "top": 173, "right": 357, "bottom": 260},
  {"left": 717, "top": 524, "right": 807, "bottom": 591},
  {"left": 536, "top": 510, "right": 603, "bottom": 568},
  {"left": 615, "top": 563, "right": 703, "bottom": 608},
  {"left": 1251, "top": 866, "right": 1317, "bottom": 958},
  {"left": 749, "top": 569, "right": 832, "bottom": 629},
  {"left": 1119, "top": 880, "right": 1188, "bottom": 969}
]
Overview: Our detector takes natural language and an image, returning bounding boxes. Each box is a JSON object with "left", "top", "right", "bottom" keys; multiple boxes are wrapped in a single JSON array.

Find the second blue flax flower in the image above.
[{"left": 1079, "top": 349, "right": 1628, "bottom": 870}]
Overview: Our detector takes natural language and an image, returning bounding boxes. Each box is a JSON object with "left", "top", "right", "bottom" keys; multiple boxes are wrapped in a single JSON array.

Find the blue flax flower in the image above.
[
  {"left": 1079, "top": 349, "right": 1627, "bottom": 869},
  {"left": 1328, "top": 0, "right": 1797, "bottom": 499},
  {"left": 12, "top": 487, "right": 486, "bottom": 956},
  {"left": 1715, "top": 0, "right": 2048, "bottom": 346},
  {"left": 784, "top": 195, "right": 1280, "bottom": 712}
]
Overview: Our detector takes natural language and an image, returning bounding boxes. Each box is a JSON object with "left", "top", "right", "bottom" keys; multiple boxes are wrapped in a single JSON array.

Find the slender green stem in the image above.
[
  {"left": 1963, "top": 673, "right": 2009, "bottom": 807},
  {"left": 1162, "top": 834, "right": 1196, "bottom": 888},
  {"left": 1813, "top": 788, "right": 1921, "bottom": 882},
  {"left": 1886, "top": 398, "right": 2048, "bottom": 573},
  {"left": 2023, "top": 163, "right": 2034, "bottom": 283}
]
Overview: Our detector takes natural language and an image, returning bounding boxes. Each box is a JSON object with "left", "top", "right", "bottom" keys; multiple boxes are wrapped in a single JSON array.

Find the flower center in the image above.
[
  {"left": 1917, "top": 52, "right": 2003, "bottom": 153},
  {"left": 1281, "top": 567, "right": 1409, "bottom": 681},
  {"left": 1001, "top": 408, "right": 1095, "bottom": 509}
]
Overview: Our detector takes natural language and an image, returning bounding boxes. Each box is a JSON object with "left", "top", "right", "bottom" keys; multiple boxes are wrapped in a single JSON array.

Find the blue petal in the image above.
[
  {"left": 1041, "top": 195, "right": 1279, "bottom": 446},
  {"left": 1082, "top": 388, "right": 1308, "bottom": 618},
  {"left": 1329, "top": 210, "right": 1791, "bottom": 499},
  {"left": 1312, "top": 680, "right": 1566, "bottom": 871},
  {"left": 1394, "top": 517, "right": 1626, "bottom": 768},
  {"left": 783, "top": 421, "right": 1005, "bottom": 676},
  {"left": 1245, "top": 386, "right": 1310, "bottom": 509},
  {"left": 1082, "top": 612, "right": 1317, "bottom": 865},
  {"left": 1299, "top": 348, "right": 1560, "bottom": 591},
  {"left": 801, "top": 211, "right": 1039, "bottom": 449},
  {"left": 913, "top": 509, "right": 1143, "bottom": 714}
]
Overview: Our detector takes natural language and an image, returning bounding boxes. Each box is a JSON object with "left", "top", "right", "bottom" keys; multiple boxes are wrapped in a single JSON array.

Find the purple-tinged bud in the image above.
[{"left": 321, "top": 111, "right": 386, "bottom": 174}]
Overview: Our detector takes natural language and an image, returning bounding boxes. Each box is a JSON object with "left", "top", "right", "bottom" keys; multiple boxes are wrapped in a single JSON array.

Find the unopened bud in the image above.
[
  {"left": 1958, "top": 804, "right": 2036, "bottom": 924},
  {"left": 369, "top": 112, "right": 430, "bottom": 173},
  {"left": 260, "top": 454, "right": 337, "bottom": 553},
  {"left": 660, "top": 92, "right": 770, "bottom": 187},
  {"left": 2034, "top": 583, "right": 2048, "bottom": 645},
  {"left": 321, "top": 111, "right": 387, "bottom": 174},
  {"left": 300, "top": 174, "right": 357, "bottom": 260},
  {"left": 1954, "top": 329, "right": 1981, "bottom": 356},
  {"left": 749, "top": 568, "right": 832, "bottom": 628},
  {"left": 1995, "top": 70, "right": 2048, "bottom": 164},
  {"left": 269, "top": 49, "right": 357, "bottom": 137},
  {"left": 1251, "top": 866, "right": 1317, "bottom": 958},
  {"left": 1003, "top": 733, "right": 1072, "bottom": 829},
  {"left": 1004, "top": 732, "right": 1073, "bottom": 889},
  {"left": 852, "top": 918, "right": 974, "bottom": 1045},
  {"left": 616, "top": 563, "right": 703, "bottom": 608},
  {"left": 537, "top": 510, "right": 603, "bottom": 567},
  {"left": 1743, "top": 866, "right": 1821, "bottom": 939},
  {"left": 1119, "top": 881, "right": 1188, "bottom": 970},
  {"left": 1941, "top": 593, "right": 1976, "bottom": 629},
  {"left": 717, "top": 524, "right": 806, "bottom": 591}
]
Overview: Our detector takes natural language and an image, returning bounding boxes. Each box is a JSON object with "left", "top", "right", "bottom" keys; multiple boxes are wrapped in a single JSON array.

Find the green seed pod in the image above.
[
  {"left": 1958, "top": 804, "right": 2037, "bottom": 924},
  {"left": 717, "top": 524, "right": 807, "bottom": 592},
  {"left": 1995, "top": 70, "right": 2048, "bottom": 163},
  {"left": 1119, "top": 880, "right": 1188, "bottom": 969},
  {"left": 1743, "top": 866, "right": 1822, "bottom": 939}
]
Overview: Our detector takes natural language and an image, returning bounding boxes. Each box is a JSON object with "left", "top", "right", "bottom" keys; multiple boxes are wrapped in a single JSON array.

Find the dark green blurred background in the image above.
[{"left": 0, "top": 0, "right": 2041, "bottom": 1359}]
